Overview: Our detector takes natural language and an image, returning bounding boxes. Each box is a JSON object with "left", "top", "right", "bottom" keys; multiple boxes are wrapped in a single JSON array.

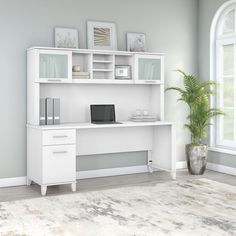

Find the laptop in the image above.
[{"left": 90, "top": 104, "right": 122, "bottom": 124}]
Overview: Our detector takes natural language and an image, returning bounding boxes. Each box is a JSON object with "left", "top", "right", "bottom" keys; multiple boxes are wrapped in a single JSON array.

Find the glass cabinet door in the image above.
[
  {"left": 136, "top": 55, "right": 163, "bottom": 84},
  {"left": 38, "top": 50, "right": 72, "bottom": 82}
]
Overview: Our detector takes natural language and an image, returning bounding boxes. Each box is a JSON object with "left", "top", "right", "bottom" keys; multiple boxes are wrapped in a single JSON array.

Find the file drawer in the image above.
[
  {"left": 43, "top": 129, "right": 76, "bottom": 146},
  {"left": 42, "top": 144, "right": 76, "bottom": 184}
]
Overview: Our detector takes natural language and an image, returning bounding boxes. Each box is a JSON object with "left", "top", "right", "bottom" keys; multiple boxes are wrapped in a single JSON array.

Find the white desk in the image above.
[
  {"left": 27, "top": 121, "right": 176, "bottom": 195},
  {"left": 28, "top": 121, "right": 173, "bottom": 130}
]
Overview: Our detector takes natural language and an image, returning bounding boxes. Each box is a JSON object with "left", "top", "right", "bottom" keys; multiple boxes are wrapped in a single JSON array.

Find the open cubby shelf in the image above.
[
  {"left": 93, "top": 60, "right": 113, "bottom": 63},
  {"left": 93, "top": 69, "right": 113, "bottom": 72},
  {"left": 29, "top": 47, "right": 164, "bottom": 85}
]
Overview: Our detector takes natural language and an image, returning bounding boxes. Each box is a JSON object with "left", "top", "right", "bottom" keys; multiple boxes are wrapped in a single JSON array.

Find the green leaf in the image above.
[{"left": 166, "top": 69, "right": 224, "bottom": 144}]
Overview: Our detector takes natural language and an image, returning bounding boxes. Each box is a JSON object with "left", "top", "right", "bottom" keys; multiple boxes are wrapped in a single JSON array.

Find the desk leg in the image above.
[
  {"left": 41, "top": 185, "right": 47, "bottom": 196},
  {"left": 170, "top": 124, "right": 176, "bottom": 180},
  {"left": 26, "top": 178, "right": 32, "bottom": 186},
  {"left": 71, "top": 182, "right": 76, "bottom": 192},
  {"left": 147, "top": 150, "right": 154, "bottom": 173},
  {"left": 151, "top": 125, "right": 176, "bottom": 178}
]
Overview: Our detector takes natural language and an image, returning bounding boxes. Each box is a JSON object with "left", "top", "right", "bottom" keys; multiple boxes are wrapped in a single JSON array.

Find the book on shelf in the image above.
[
  {"left": 45, "top": 98, "right": 53, "bottom": 125},
  {"left": 72, "top": 75, "right": 90, "bottom": 79},
  {"left": 72, "top": 71, "right": 90, "bottom": 76}
]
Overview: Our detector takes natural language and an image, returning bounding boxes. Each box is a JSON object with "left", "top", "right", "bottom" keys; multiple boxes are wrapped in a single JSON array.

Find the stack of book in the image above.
[{"left": 72, "top": 71, "right": 90, "bottom": 79}]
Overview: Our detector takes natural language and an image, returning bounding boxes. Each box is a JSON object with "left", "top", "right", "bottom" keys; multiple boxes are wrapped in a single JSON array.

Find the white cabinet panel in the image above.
[
  {"left": 135, "top": 55, "right": 164, "bottom": 84},
  {"left": 42, "top": 145, "right": 76, "bottom": 184},
  {"left": 37, "top": 50, "right": 72, "bottom": 83},
  {"left": 43, "top": 129, "right": 76, "bottom": 146},
  {"left": 76, "top": 127, "right": 153, "bottom": 155}
]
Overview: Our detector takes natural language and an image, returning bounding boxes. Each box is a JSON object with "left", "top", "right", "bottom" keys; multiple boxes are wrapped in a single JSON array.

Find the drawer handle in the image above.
[
  {"left": 48, "top": 79, "right": 62, "bottom": 82},
  {"left": 53, "top": 135, "right": 68, "bottom": 138},
  {"left": 53, "top": 151, "right": 68, "bottom": 154},
  {"left": 145, "top": 80, "right": 156, "bottom": 83}
]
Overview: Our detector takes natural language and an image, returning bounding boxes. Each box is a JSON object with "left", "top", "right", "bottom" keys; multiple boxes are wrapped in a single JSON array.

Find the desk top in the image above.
[{"left": 27, "top": 121, "right": 175, "bottom": 130}]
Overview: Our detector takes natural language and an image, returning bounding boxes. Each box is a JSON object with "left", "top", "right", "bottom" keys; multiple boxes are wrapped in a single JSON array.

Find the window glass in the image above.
[
  {"left": 222, "top": 10, "right": 235, "bottom": 35},
  {"left": 223, "top": 77, "right": 234, "bottom": 107},
  {"left": 223, "top": 44, "right": 234, "bottom": 76},
  {"left": 223, "top": 108, "right": 234, "bottom": 140}
]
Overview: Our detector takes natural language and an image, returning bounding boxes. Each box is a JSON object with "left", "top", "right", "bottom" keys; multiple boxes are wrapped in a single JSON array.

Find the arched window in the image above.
[{"left": 211, "top": 0, "right": 236, "bottom": 151}]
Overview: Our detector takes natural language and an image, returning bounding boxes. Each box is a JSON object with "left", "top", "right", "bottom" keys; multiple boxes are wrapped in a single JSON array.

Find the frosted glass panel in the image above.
[
  {"left": 139, "top": 58, "right": 161, "bottom": 81},
  {"left": 223, "top": 108, "right": 234, "bottom": 140},
  {"left": 40, "top": 54, "right": 68, "bottom": 79},
  {"left": 222, "top": 10, "right": 235, "bottom": 34},
  {"left": 223, "top": 44, "right": 234, "bottom": 76},
  {"left": 224, "top": 77, "right": 234, "bottom": 107}
]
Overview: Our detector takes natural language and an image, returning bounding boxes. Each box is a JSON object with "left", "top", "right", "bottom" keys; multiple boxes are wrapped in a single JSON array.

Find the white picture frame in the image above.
[
  {"left": 115, "top": 65, "right": 132, "bottom": 80},
  {"left": 87, "top": 21, "right": 117, "bottom": 50},
  {"left": 55, "top": 27, "right": 79, "bottom": 49},
  {"left": 127, "top": 32, "right": 146, "bottom": 52}
]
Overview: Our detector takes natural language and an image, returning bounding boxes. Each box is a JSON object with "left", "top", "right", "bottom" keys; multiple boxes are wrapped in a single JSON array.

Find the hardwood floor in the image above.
[{"left": 0, "top": 170, "right": 235, "bottom": 202}]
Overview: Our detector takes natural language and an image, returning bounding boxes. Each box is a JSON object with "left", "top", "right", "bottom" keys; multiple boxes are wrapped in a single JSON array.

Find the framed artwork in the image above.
[
  {"left": 127, "top": 32, "right": 146, "bottom": 52},
  {"left": 115, "top": 65, "right": 132, "bottom": 80},
  {"left": 55, "top": 28, "right": 79, "bottom": 48},
  {"left": 87, "top": 21, "right": 117, "bottom": 50}
]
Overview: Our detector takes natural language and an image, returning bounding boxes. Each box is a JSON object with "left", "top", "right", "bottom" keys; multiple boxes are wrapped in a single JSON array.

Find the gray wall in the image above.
[
  {"left": 0, "top": 0, "right": 198, "bottom": 178},
  {"left": 198, "top": 0, "right": 236, "bottom": 168}
]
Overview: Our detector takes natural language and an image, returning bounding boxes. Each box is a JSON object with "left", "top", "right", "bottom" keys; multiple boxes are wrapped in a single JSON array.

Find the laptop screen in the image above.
[{"left": 90, "top": 105, "right": 116, "bottom": 123}]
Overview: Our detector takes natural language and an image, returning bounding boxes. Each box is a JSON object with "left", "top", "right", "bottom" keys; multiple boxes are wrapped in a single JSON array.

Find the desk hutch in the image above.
[{"left": 27, "top": 47, "right": 176, "bottom": 195}]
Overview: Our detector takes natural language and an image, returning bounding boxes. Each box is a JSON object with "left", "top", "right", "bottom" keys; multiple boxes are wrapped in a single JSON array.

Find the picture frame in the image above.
[
  {"left": 55, "top": 27, "right": 79, "bottom": 48},
  {"left": 87, "top": 21, "right": 117, "bottom": 50},
  {"left": 126, "top": 32, "right": 146, "bottom": 52},
  {"left": 115, "top": 65, "right": 132, "bottom": 80}
]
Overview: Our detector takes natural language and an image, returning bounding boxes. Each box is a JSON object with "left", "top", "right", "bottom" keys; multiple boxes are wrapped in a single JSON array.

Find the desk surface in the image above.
[{"left": 27, "top": 121, "right": 174, "bottom": 130}]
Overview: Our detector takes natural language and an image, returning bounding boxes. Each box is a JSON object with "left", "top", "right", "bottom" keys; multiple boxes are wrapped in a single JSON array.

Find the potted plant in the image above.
[{"left": 166, "top": 70, "right": 224, "bottom": 175}]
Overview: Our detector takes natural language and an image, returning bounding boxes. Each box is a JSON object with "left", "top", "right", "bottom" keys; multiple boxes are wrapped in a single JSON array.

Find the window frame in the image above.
[{"left": 210, "top": 0, "right": 236, "bottom": 152}]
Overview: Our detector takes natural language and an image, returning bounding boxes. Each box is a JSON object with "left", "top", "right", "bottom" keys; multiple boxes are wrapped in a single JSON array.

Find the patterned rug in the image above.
[{"left": 0, "top": 179, "right": 235, "bottom": 236}]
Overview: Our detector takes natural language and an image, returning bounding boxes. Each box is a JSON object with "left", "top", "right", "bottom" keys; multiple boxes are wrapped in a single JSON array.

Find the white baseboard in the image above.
[
  {"left": 1, "top": 162, "right": 235, "bottom": 188},
  {"left": 175, "top": 161, "right": 236, "bottom": 176},
  {"left": 176, "top": 161, "right": 187, "bottom": 169},
  {"left": 77, "top": 165, "right": 149, "bottom": 179},
  {"left": 0, "top": 163, "right": 186, "bottom": 188},
  {"left": 207, "top": 162, "right": 236, "bottom": 176},
  {"left": 0, "top": 166, "right": 148, "bottom": 188},
  {"left": 0, "top": 176, "right": 26, "bottom": 188}
]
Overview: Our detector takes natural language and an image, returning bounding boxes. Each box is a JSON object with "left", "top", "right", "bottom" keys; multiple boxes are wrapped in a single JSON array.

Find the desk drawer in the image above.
[
  {"left": 43, "top": 129, "right": 76, "bottom": 146},
  {"left": 42, "top": 144, "right": 76, "bottom": 184}
]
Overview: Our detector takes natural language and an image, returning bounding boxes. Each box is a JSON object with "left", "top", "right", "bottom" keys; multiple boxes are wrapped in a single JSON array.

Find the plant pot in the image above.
[{"left": 186, "top": 144, "right": 208, "bottom": 175}]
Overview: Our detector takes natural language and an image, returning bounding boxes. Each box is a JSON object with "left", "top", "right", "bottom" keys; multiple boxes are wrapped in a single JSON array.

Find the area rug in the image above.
[{"left": 0, "top": 179, "right": 235, "bottom": 236}]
